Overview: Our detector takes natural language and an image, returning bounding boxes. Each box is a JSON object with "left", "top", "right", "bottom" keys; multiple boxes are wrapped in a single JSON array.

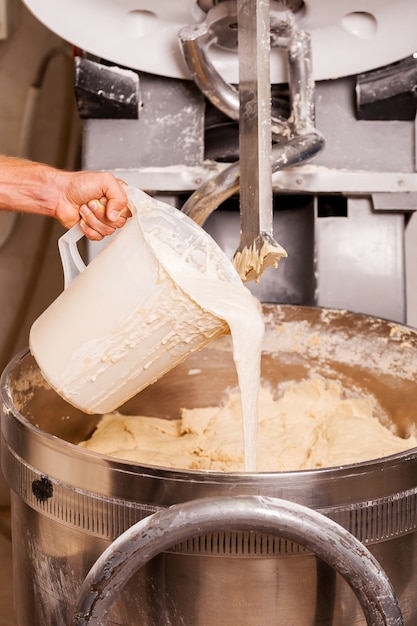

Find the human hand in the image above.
[{"left": 56, "top": 170, "right": 132, "bottom": 240}]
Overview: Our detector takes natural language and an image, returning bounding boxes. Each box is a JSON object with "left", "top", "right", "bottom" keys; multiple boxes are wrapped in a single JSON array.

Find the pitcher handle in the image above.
[{"left": 58, "top": 223, "right": 86, "bottom": 289}]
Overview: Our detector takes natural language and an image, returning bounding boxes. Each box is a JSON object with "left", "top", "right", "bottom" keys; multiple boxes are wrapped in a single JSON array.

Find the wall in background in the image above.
[
  {"left": 0, "top": 1, "right": 83, "bottom": 505},
  {"left": 0, "top": 2, "right": 80, "bottom": 374}
]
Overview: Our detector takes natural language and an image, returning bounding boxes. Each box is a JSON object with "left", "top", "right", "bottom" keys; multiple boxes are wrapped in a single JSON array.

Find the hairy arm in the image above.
[{"left": 0, "top": 155, "right": 131, "bottom": 240}]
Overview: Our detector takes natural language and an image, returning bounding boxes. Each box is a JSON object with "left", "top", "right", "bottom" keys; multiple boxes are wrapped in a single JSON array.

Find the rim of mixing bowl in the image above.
[{"left": 2, "top": 339, "right": 417, "bottom": 509}]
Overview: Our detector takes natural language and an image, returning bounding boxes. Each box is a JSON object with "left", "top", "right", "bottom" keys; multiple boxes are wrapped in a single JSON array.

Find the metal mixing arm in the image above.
[
  {"left": 73, "top": 495, "right": 404, "bottom": 626},
  {"left": 181, "top": 130, "right": 323, "bottom": 226},
  {"left": 233, "top": 0, "right": 285, "bottom": 282},
  {"left": 179, "top": 1, "right": 290, "bottom": 138},
  {"left": 179, "top": 1, "right": 324, "bottom": 282},
  {"left": 179, "top": 2, "right": 240, "bottom": 123}
]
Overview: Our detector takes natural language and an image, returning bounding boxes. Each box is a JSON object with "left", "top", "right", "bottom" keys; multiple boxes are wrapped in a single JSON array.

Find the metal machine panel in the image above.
[{"left": 315, "top": 197, "right": 405, "bottom": 322}]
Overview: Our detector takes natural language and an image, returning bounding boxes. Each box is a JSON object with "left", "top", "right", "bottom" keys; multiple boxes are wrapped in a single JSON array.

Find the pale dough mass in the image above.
[{"left": 79, "top": 378, "right": 417, "bottom": 472}]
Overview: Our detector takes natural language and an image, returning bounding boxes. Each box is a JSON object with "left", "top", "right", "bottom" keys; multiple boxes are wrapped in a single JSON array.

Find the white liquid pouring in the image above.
[{"left": 145, "top": 222, "right": 265, "bottom": 472}]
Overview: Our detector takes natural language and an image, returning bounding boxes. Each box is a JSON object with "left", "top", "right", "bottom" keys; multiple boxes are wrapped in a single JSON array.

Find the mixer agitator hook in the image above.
[{"left": 179, "top": 0, "right": 324, "bottom": 282}]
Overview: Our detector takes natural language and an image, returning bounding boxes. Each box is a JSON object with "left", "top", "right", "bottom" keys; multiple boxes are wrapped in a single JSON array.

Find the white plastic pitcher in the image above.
[{"left": 29, "top": 187, "right": 248, "bottom": 414}]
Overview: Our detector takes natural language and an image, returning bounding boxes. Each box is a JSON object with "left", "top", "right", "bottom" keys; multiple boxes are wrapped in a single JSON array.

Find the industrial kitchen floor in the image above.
[{"left": 0, "top": 506, "right": 18, "bottom": 625}]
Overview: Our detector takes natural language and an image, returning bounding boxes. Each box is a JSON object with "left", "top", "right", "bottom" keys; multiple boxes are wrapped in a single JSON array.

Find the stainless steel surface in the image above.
[
  {"left": 74, "top": 497, "right": 403, "bottom": 626},
  {"left": 83, "top": 73, "right": 205, "bottom": 171},
  {"left": 315, "top": 196, "right": 406, "bottom": 321},
  {"left": 2, "top": 305, "right": 417, "bottom": 624},
  {"left": 202, "top": 193, "right": 406, "bottom": 320},
  {"left": 0, "top": 508, "right": 17, "bottom": 626}
]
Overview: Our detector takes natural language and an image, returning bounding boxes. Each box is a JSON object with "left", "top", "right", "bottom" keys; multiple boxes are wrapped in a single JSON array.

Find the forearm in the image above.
[
  {"left": 0, "top": 155, "right": 61, "bottom": 217},
  {"left": 0, "top": 154, "right": 130, "bottom": 240}
]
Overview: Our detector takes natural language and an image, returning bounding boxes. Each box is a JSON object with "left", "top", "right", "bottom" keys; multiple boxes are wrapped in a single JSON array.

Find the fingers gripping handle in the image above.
[{"left": 58, "top": 223, "right": 87, "bottom": 289}]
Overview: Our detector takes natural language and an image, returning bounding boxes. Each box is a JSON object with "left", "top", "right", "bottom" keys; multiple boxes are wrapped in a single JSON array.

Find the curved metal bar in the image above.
[
  {"left": 179, "top": 3, "right": 324, "bottom": 243},
  {"left": 73, "top": 495, "right": 403, "bottom": 626},
  {"left": 179, "top": 1, "right": 289, "bottom": 136},
  {"left": 287, "top": 26, "right": 316, "bottom": 132},
  {"left": 182, "top": 129, "right": 324, "bottom": 226},
  {"left": 180, "top": 2, "right": 318, "bottom": 136},
  {"left": 179, "top": 3, "right": 240, "bottom": 121}
]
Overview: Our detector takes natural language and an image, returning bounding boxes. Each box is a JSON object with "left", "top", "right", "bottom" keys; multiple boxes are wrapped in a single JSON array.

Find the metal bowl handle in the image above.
[{"left": 73, "top": 495, "right": 403, "bottom": 626}]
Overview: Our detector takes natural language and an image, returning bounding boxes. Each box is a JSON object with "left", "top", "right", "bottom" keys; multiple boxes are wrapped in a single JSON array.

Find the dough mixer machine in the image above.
[
  {"left": 4, "top": 0, "right": 417, "bottom": 624},
  {"left": 22, "top": 0, "right": 417, "bottom": 321}
]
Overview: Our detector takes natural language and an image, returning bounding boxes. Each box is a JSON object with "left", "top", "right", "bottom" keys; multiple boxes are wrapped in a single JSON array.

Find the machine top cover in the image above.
[{"left": 23, "top": 0, "right": 417, "bottom": 82}]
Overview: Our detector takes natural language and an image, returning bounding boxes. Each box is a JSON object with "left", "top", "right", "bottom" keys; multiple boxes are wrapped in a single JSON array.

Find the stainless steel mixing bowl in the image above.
[{"left": 2, "top": 304, "right": 417, "bottom": 625}]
